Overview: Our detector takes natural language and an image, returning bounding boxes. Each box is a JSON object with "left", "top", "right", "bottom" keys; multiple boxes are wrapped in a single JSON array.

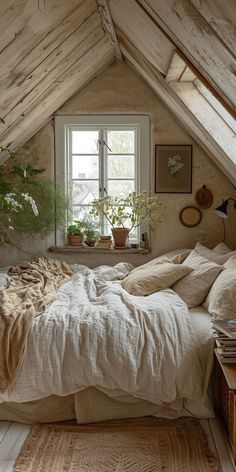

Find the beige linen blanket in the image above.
[
  {"left": 0, "top": 257, "right": 73, "bottom": 393},
  {"left": 1, "top": 264, "right": 206, "bottom": 419}
]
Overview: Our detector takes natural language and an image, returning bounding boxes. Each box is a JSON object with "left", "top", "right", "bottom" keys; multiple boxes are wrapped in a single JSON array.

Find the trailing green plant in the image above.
[{"left": 90, "top": 191, "right": 164, "bottom": 232}]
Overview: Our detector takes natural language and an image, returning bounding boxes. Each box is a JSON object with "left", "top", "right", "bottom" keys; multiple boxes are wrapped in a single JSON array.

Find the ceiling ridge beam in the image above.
[{"left": 96, "top": 0, "right": 122, "bottom": 60}]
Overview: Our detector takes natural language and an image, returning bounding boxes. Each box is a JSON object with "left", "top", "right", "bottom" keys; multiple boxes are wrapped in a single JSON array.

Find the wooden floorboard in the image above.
[
  {"left": 0, "top": 422, "right": 30, "bottom": 472},
  {"left": 0, "top": 418, "right": 234, "bottom": 471}
]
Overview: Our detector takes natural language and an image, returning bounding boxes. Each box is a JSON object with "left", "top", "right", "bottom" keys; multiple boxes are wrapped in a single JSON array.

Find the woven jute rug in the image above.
[{"left": 13, "top": 417, "right": 221, "bottom": 472}]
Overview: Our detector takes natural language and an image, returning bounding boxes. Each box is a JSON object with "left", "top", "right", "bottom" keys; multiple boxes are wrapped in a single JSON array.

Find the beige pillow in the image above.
[
  {"left": 172, "top": 250, "right": 223, "bottom": 308},
  {"left": 213, "top": 242, "right": 236, "bottom": 257},
  {"left": 122, "top": 261, "right": 192, "bottom": 296},
  {"left": 130, "top": 248, "right": 191, "bottom": 275},
  {"left": 195, "top": 242, "right": 234, "bottom": 265},
  {"left": 203, "top": 255, "right": 236, "bottom": 319}
]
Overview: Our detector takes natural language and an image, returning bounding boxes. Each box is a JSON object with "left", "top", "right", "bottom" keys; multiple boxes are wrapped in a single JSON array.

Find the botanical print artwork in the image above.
[
  {"left": 168, "top": 155, "right": 185, "bottom": 175},
  {"left": 155, "top": 145, "right": 192, "bottom": 193}
]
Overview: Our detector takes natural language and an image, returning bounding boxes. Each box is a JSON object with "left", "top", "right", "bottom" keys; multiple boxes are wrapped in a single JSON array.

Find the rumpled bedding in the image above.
[
  {"left": 1, "top": 262, "right": 206, "bottom": 412},
  {"left": 0, "top": 257, "right": 74, "bottom": 392}
]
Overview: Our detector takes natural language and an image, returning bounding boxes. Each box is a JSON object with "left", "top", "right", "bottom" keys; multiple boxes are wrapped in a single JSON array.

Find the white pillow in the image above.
[
  {"left": 213, "top": 242, "right": 236, "bottom": 257},
  {"left": 195, "top": 242, "right": 234, "bottom": 265},
  {"left": 122, "top": 260, "right": 192, "bottom": 296},
  {"left": 203, "top": 255, "right": 236, "bottom": 319},
  {"left": 172, "top": 250, "right": 223, "bottom": 308}
]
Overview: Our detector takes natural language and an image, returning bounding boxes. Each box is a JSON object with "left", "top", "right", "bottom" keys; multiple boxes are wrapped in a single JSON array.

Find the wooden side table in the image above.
[{"left": 214, "top": 349, "right": 236, "bottom": 463}]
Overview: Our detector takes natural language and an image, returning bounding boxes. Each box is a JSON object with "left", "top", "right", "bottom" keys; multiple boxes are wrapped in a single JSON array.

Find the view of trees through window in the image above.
[{"left": 69, "top": 127, "right": 137, "bottom": 235}]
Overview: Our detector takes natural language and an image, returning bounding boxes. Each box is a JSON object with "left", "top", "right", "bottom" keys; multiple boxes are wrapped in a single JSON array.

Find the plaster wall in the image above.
[{"left": 1, "top": 61, "right": 236, "bottom": 267}]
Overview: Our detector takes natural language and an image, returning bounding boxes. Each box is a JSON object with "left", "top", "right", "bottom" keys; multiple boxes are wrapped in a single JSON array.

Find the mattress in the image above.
[{"left": 0, "top": 305, "right": 214, "bottom": 424}]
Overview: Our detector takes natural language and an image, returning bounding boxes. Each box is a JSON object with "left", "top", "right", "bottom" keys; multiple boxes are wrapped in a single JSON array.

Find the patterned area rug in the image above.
[{"left": 13, "top": 417, "right": 221, "bottom": 472}]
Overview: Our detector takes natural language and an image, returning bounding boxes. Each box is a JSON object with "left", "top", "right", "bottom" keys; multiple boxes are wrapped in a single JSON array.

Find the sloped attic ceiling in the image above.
[
  {"left": 0, "top": 0, "right": 116, "bottom": 149},
  {"left": 0, "top": 0, "right": 235, "bottom": 184}
]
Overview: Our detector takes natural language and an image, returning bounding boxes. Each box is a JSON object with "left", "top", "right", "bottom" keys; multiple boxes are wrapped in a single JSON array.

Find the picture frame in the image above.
[{"left": 155, "top": 144, "right": 192, "bottom": 193}]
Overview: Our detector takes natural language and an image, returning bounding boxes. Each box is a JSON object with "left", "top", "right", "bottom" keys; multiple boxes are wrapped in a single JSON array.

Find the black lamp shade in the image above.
[{"left": 213, "top": 200, "right": 229, "bottom": 219}]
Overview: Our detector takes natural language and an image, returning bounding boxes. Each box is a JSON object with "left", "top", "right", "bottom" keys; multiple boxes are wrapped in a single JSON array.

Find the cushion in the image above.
[
  {"left": 122, "top": 260, "right": 192, "bottom": 296},
  {"left": 130, "top": 248, "right": 191, "bottom": 275},
  {"left": 195, "top": 242, "right": 235, "bottom": 265},
  {"left": 213, "top": 242, "right": 236, "bottom": 257},
  {"left": 203, "top": 255, "right": 236, "bottom": 319},
  {"left": 172, "top": 250, "right": 223, "bottom": 308}
]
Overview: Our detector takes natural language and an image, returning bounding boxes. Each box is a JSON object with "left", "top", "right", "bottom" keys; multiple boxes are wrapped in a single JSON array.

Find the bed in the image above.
[{"left": 0, "top": 242, "right": 235, "bottom": 424}]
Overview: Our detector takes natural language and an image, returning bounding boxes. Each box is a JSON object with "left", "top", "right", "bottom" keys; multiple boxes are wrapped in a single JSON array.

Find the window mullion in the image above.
[
  {"left": 103, "top": 128, "right": 108, "bottom": 195},
  {"left": 99, "top": 129, "right": 104, "bottom": 197}
]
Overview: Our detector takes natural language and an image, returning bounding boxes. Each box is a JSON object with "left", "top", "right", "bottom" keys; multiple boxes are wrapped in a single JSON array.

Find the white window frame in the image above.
[{"left": 55, "top": 115, "right": 150, "bottom": 245}]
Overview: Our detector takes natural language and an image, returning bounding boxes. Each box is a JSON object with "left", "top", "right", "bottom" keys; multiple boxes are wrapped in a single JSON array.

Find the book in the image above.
[
  {"left": 219, "top": 357, "right": 236, "bottom": 364},
  {"left": 212, "top": 319, "right": 236, "bottom": 338},
  {"left": 218, "top": 350, "right": 236, "bottom": 357}
]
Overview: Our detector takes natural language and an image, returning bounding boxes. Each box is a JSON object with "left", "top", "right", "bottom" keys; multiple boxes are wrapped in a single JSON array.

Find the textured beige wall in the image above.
[{"left": 1, "top": 61, "right": 236, "bottom": 267}]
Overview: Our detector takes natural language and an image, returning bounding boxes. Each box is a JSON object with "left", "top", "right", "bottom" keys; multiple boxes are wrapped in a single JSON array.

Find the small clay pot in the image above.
[
  {"left": 67, "top": 234, "right": 83, "bottom": 246},
  {"left": 85, "top": 239, "right": 96, "bottom": 247}
]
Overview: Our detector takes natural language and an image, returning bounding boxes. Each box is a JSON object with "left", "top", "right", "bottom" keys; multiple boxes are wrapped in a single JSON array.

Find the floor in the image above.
[{"left": 0, "top": 418, "right": 234, "bottom": 472}]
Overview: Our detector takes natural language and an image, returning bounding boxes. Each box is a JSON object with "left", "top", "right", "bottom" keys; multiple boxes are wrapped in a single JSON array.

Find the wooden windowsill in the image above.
[{"left": 48, "top": 245, "right": 150, "bottom": 255}]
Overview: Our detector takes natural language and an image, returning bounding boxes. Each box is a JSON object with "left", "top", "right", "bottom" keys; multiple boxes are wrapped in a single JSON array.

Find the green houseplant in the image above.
[
  {"left": 84, "top": 225, "right": 98, "bottom": 247},
  {"left": 0, "top": 117, "right": 68, "bottom": 250},
  {"left": 90, "top": 191, "right": 164, "bottom": 249},
  {"left": 67, "top": 220, "right": 85, "bottom": 245}
]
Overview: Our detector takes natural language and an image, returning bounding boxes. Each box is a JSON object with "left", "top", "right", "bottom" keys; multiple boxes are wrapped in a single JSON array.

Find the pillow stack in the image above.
[
  {"left": 172, "top": 245, "right": 223, "bottom": 308},
  {"left": 203, "top": 243, "right": 236, "bottom": 319}
]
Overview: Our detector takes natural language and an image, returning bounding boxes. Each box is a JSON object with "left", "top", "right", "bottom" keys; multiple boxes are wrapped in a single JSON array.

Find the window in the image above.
[{"left": 55, "top": 115, "right": 150, "bottom": 244}]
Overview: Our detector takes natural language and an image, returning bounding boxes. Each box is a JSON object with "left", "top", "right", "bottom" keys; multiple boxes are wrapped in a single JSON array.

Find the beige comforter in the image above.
[
  {"left": 0, "top": 257, "right": 73, "bottom": 393},
  {"left": 1, "top": 264, "right": 205, "bottom": 415}
]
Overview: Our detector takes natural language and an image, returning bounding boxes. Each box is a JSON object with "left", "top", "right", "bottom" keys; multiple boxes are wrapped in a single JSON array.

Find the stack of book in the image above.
[
  {"left": 212, "top": 319, "right": 236, "bottom": 363},
  {"left": 96, "top": 235, "right": 112, "bottom": 249}
]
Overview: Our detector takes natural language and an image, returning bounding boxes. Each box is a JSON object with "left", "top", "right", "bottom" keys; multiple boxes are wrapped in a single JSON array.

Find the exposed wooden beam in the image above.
[
  {"left": 136, "top": 0, "right": 236, "bottom": 118},
  {"left": 96, "top": 0, "right": 122, "bottom": 60},
  {"left": 109, "top": 0, "right": 175, "bottom": 75},
  {"left": 190, "top": 0, "right": 236, "bottom": 54},
  {"left": 117, "top": 30, "right": 236, "bottom": 185}
]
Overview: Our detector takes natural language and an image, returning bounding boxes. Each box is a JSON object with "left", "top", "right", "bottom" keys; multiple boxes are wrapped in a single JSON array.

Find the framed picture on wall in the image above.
[{"left": 155, "top": 144, "right": 192, "bottom": 193}]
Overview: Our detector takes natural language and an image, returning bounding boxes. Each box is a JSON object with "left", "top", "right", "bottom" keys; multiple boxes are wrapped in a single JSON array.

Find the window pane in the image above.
[
  {"left": 72, "top": 155, "right": 99, "bottom": 179},
  {"left": 72, "top": 181, "right": 99, "bottom": 204},
  {"left": 72, "top": 130, "right": 98, "bottom": 154},
  {"left": 108, "top": 155, "right": 135, "bottom": 178},
  {"left": 72, "top": 206, "right": 99, "bottom": 226},
  {"left": 107, "top": 130, "right": 134, "bottom": 154},
  {"left": 107, "top": 180, "right": 135, "bottom": 197}
]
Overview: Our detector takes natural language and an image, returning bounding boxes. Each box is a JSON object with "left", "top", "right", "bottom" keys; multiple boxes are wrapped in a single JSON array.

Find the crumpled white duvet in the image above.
[{"left": 1, "top": 263, "right": 204, "bottom": 406}]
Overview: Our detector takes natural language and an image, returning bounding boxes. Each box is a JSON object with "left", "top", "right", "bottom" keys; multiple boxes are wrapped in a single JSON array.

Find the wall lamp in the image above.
[{"left": 214, "top": 198, "right": 236, "bottom": 219}]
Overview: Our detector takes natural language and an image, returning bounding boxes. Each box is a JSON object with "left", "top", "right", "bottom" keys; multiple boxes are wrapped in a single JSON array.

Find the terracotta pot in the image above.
[
  {"left": 85, "top": 239, "right": 96, "bottom": 247},
  {"left": 111, "top": 227, "right": 130, "bottom": 249},
  {"left": 67, "top": 234, "right": 83, "bottom": 246}
]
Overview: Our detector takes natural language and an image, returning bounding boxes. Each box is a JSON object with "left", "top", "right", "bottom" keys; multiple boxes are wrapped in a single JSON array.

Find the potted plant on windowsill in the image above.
[
  {"left": 90, "top": 192, "right": 164, "bottom": 249},
  {"left": 67, "top": 221, "right": 84, "bottom": 246},
  {"left": 84, "top": 226, "right": 98, "bottom": 247}
]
